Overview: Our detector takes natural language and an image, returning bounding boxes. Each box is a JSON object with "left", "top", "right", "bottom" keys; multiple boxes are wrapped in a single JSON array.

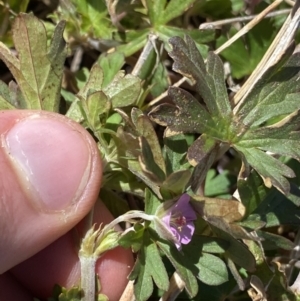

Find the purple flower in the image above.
[{"left": 161, "top": 194, "right": 197, "bottom": 249}]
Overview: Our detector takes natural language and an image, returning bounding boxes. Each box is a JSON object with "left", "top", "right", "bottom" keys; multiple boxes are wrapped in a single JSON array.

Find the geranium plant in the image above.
[{"left": 1, "top": 0, "right": 300, "bottom": 301}]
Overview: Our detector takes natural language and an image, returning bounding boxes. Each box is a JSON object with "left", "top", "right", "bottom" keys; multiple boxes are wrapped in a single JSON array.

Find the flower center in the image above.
[{"left": 171, "top": 210, "right": 187, "bottom": 232}]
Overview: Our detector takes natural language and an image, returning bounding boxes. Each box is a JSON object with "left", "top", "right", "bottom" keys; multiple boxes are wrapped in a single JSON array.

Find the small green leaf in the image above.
[
  {"left": 114, "top": 29, "right": 148, "bottom": 57},
  {"left": 145, "top": 188, "right": 162, "bottom": 215},
  {"left": 257, "top": 230, "right": 294, "bottom": 251},
  {"left": 100, "top": 189, "right": 130, "bottom": 218},
  {"left": 235, "top": 146, "right": 294, "bottom": 194},
  {"left": 163, "top": 133, "right": 190, "bottom": 174},
  {"left": 136, "top": 114, "right": 166, "bottom": 175},
  {"left": 197, "top": 253, "right": 228, "bottom": 286},
  {"left": 160, "top": 170, "right": 192, "bottom": 196},
  {"left": 49, "top": 284, "right": 82, "bottom": 301},
  {"left": 103, "top": 71, "right": 141, "bottom": 108},
  {"left": 70, "top": 0, "right": 112, "bottom": 39},
  {"left": 77, "top": 64, "right": 104, "bottom": 99},
  {"left": 132, "top": 256, "right": 153, "bottom": 301},
  {"left": 187, "top": 134, "right": 217, "bottom": 166},
  {"left": 130, "top": 231, "right": 169, "bottom": 301},
  {"left": 205, "top": 169, "right": 235, "bottom": 198},
  {"left": 157, "top": 240, "right": 198, "bottom": 298},
  {"left": 237, "top": 170, "right": 269, "bottom": 217},
  {"left": 139, "top": 136, "right": 166, "bottom": 182},
  {"left": 145, "top": 0, "right": 196, "bottom": 26},
  {"left": 83, "top": 91, "right": 110, "bottom": 131},
  {"left": 186, "top": 235, "right": 229, "bottom": 254},
  {"left": 145, "top": 238, "right": 169, "bottom": 291},
  {"left": 98, "top": 51, "right": 125, "bottom": 88},
  {"left": 157, "top": 25, "right": 215, "bottom": 55},
  {"left": 0, "top": 81, "right": 15, "bottom": 109},
  {"left": 118, "top": 223, "right": 145, "bottom": 252},
  {"left": 182, "top": 237, "right": 229, "bottom": 285}
]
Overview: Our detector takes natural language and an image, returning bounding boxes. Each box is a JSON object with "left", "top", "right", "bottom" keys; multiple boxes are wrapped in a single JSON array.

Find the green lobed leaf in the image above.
[
  {"left": 182, "top": 237, "right": 229, "bottom": 285},
  {"left": 83, "top": 91, "right": 110, "bottom": 131},
  {"left": 197, "top": 253, "right": 229, "bottom": 286},
  {"left": 77, "top": 64, "right": 104, "bottom": 99},
  {"left": 145, "top": 0, "right": 196, "bottom": 27},
  {"left": 209, "top": 224, "right": 256, "bottom": 272},
  {"left": 145, "top": 188, "right": 162, "bottom": 215},
  {"left": 157, "top": 240, "right": 199, "bottom": 298},
  {"left": 160, "top": 170, "right": 192, "bottom": 197},
  {"left": 131, "top": 256, "right": 153, "bottom": 301},
  {"left": 246, "top": 187, "right": 300, "bottom": 227},
  {"left": 236, "top": 51, "right": 300, "bottom": 127},
  {"left": 98, "top": 51, "right": 125, "bottom": 88},
  {"left": 71, "top": 0, "right": 112, "bottom": 39},
  {"left": 235, "top": 146, "right": 294, "bottom": 194},
  {"left": 150, "top": 35, "right": 300, "bottom": 194},
  {"left": 168, "top": 35, "right": 232, "bottom": 119},
  {"left": 150, "top": 87, "right": 212, "bottom": 134},
  {"left": 188, "top": 146, "right": 218, "bottom": 193},
  {"left": 156, "top": 26, "right": 215, "bottom": 57},
  {"left": 129, "top": 230, "right": 169, "bottom": 301},
  {"left": 139, "top": 136, "right": 166, "bottom": 182},
  {"left": 144, "top": 237, "right": 169, "bottom": 291},
  {"left": 114, "top": 29, "right": 148, "bottom": 57},
  {"left": 0, "top": 13, "right": 67, "bottom": 111},
  {"left": 187, "top": 134, "right": 217, "bottom": 166}
]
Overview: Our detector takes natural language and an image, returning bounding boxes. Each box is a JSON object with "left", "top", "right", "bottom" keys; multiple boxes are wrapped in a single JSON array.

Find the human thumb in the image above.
[{"left": 0, "top": 110, "right": 102, "bottom": 273}]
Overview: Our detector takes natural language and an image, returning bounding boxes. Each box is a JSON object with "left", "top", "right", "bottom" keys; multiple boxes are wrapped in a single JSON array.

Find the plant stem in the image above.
[{"left": 80, "top": 255, "right": 97, "bottom": 301}]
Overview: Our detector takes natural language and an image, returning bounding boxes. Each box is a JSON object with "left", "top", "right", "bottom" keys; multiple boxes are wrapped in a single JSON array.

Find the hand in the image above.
[{"left": 0, "top": 110, "right": 133, "bottom": 301}]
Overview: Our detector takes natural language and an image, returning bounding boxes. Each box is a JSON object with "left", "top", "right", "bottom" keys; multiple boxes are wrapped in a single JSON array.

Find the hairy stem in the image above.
[{"left": 80, "top": 255, "right": 97, "bottom": 301}]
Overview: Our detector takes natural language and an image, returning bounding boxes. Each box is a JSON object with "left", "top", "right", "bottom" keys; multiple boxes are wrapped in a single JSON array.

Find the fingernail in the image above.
[{"left": 4, "top": 114, "right": 91, "bottom": 211}]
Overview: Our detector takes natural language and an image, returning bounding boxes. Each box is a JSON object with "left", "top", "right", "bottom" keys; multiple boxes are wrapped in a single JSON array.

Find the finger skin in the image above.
[
  {"left": 0, "top": 110, "right": 102, "bottom": 273},
  {"left": 11, "top": 201, "right": 134, "bottom": 301},
  {"left": 0, "top": 273, "right": 32, "bottom": 301},
  {"left": 0, "top": 110, "right": 133, "bottom": 301}
]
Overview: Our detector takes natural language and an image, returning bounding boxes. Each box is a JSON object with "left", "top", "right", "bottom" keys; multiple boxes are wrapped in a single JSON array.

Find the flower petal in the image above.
[
  {"left": 179, "top": 222, "right": 195, "bottom": 245},
  {"left": 175, "top": 194, "right": 197, "bottom": 221}
]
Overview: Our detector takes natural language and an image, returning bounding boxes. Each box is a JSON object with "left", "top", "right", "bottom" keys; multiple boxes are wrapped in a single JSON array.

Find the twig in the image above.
[
  {"left": 119, "top": 280, "right": 135, "bottom": 301},
  {"left": 147, "top": 0, "right": 284, "bottom": 108},
  {"left": 0, "top": 1, "right": 17, "bottom": 16},
  {"left": 285, "top": 0, "right": 296, "bottom": 6},
  {"left": 233, "top": 0, "right": 300, "bottom": 110},
  {"left": 159, "top": 272, "right": 185, "bottom": 301},
  {"left": 105, "top": 0, "right": 126, "bottom": 31},
  {"left": 213, "top": 0, "right": 284, "bottom": 57},
  {"left": 131, "top": 34, "right": 158, "bottom": 77},
  {"left": 70, "top": 46, "right": 84, "bottom": 73},
  {"left": 200, "top": 8, "right": 290, "bottom": 28}
]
